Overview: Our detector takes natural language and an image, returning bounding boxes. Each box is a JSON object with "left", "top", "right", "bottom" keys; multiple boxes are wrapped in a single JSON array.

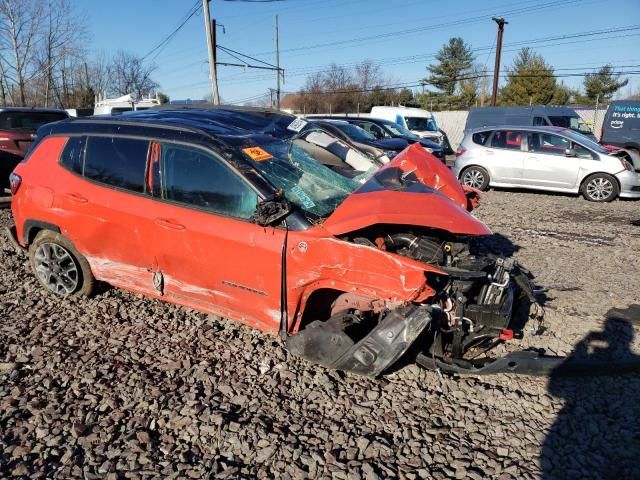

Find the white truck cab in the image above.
[
  {"left": 370, "top": 106, "right": 444, "bottom": 145},
  {"left": 94, "top": 93, "right": 160, "bottom": 116}
]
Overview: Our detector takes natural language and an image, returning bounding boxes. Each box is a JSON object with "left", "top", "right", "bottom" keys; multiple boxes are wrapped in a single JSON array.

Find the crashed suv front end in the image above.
[{"left": 274, "top": 145, "right": 542, "bottom": 376}]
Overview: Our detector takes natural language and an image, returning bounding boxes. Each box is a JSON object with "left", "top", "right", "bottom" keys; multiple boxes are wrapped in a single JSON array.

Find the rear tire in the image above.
[
  {"left": 460, "top": 166, "right": 490, "bottom": 191},
  {"left": 581, "top": 173, "right": 619, "bottom": 202},
  {"left": 28, "top": 230, "right": 95, "bottom": 297}
]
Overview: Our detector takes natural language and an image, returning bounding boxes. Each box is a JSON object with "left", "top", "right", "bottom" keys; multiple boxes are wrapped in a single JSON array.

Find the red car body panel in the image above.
[
  {"left": 13, "top": 135, "right": 460, "bottom": 336},
  {"left": 0, "top": 128, "right": 36, "bottom": 158}
]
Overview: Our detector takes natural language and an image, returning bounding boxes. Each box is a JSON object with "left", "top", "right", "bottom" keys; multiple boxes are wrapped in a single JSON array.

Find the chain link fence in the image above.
[{"left": 435, "top": 107, "right": 609, "bottom": 151}]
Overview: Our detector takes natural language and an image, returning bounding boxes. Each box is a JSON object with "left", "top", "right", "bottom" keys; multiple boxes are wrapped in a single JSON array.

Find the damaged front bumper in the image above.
[{"left": 286, "top": 304, "right": 432, "bottom": 377}]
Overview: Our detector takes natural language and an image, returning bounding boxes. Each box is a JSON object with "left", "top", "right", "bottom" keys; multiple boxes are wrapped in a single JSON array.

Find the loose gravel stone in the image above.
[{"left": 1, "top": 192, "right": 639, "bottom": 479}]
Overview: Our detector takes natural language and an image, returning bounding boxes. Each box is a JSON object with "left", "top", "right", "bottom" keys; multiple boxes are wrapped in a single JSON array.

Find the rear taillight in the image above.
[
  {"left": 9, "top": 172, "right": 21, "bottom": 194},
  {"left": 455, "top": 147, "right": 466, "bottom": 158}
]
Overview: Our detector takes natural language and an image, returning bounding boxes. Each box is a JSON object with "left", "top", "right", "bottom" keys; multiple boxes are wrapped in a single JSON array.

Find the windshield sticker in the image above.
[
  {"left": 242, "top": 146, "right": 273, "bottom": 162},
  {"left": 287, "top": 117, "right": 308, "bottom": 132},
  {"left": 291, "top": 185, "right": 316, "bottom": 209}
]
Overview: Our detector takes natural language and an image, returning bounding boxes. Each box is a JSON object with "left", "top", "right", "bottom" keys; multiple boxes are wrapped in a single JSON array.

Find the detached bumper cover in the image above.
[
  {"left": 287, "top": 305, "right": 432, "bottom": 377},
  {"left": 417, "top": 350, "right": 640, "bottom": 376}
]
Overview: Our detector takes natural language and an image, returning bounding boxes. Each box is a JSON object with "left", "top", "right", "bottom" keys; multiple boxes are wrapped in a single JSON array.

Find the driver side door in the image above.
[{"left": 150, "top": 141, "right": 286, "bottom": 333}]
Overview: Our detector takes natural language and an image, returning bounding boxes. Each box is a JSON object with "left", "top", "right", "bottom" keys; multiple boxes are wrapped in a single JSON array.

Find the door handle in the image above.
[
  {"left": 65, "top": 193, "right": 88, "bottom": 203},
  {"left": 155, "top": 218, "right": 186, "bottom": 230}
]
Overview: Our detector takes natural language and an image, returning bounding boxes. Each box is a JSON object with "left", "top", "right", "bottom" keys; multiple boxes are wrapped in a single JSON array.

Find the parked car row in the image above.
[{"left": 6, "top": 106, "right": 542, "bottom": 376}]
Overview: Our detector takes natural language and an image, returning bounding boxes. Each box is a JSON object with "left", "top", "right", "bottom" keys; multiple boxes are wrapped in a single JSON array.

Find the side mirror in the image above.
[
  {"left": 564, "top": 148, "right": 576, "bottom": 157},
  {"left": 252, "top": 191, "right": 292, "bottom": 227}
]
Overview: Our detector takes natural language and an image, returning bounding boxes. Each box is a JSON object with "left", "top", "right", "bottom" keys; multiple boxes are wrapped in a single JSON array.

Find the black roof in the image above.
[{"left": 0, "top": 107, "right": 68, "bottom": 114}]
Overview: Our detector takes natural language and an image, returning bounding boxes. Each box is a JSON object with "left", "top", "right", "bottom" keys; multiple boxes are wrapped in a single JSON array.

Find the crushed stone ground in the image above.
[{"left": 1, "top": 190, "right": 639, "bottom": 479}]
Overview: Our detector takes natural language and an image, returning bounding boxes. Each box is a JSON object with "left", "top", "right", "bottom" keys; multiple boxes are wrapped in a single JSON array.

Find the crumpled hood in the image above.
[{"left": 323, "top": 144, "right": 491, "bottom": 237}]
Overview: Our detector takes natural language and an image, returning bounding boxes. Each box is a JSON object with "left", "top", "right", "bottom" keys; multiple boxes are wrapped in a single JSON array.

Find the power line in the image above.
[
  {"left": 248, "top": 0, "right": 585, "bottom": 57},
  {"left": 141, "top": 0, "right": 200, "bottom": 62},
  {"left": 204, "top": 30, "right": 640, "bottom": 87}
]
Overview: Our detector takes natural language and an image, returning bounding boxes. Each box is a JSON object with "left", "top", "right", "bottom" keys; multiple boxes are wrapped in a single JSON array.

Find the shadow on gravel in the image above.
[
  {"left": 631, "top": 219, "right": 640, "bottom": 227},
  {"left": 541, "top": 305, "right": 640, "bottom": 479}
]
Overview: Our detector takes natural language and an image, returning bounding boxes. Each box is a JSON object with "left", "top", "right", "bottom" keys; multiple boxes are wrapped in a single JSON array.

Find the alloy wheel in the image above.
[
  {"left": 586, "top": 177, "right": 614, "bottom": 201},
  {"left": 33, "top": 242, "right": 79, "bottom": 295},
  {"left": 463, "top": 169, "right": 485, "bottom": 189}
]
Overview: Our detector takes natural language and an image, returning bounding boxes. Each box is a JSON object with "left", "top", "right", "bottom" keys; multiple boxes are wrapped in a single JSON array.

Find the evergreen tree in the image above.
[
  {"left": 500, "top": 48, "right": 568, "bottom": 105},
  {"left": 583, "top": 64, "right": 628, "bottom": 102},
  {"left": 425, "top": 37, "right": 475, "bottom": 96}
]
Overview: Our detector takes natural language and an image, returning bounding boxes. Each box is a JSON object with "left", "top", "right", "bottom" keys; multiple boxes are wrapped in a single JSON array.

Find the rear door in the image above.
[
  {"left": 522, "top": 132, "right": 580, "bottom": 189},
  {"left": 149, "top": 141, "right": 285, "bottom": 333},
  {"left": 483, "top": 129, "right": 526, "bottom": 184},
  {"left": 54, "top": 135, "right": 161, "bottom": 294}
]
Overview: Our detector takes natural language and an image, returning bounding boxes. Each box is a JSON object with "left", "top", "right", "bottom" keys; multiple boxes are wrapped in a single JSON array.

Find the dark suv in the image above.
[
  {"left": 7, "top": 108, "right": 540, "bottom": 376},
  {"left": 0, "top": 108, "right": 69, "bottom": 186}
]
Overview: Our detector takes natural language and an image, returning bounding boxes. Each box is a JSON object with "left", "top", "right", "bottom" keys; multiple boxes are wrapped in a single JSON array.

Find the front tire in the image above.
[
  {"left": 28, "top": 230, "right": 95, "bottom": 296},
  {"left": 461, "top": 166, "right": 490, "bottom": 191},
  {"left": 581, "top": 173, "right": 619, "bottom": 202}
]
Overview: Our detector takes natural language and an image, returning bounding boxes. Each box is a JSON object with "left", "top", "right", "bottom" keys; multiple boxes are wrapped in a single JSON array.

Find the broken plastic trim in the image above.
[
  {"left": 286, "top": 304, "right": 432, "bottom": 377},
  {"left": 416, "top": 350, "right": 640, "bottom": 376},
  {"left": 251, "top": 190, "right": 292, "bottom": 227}
]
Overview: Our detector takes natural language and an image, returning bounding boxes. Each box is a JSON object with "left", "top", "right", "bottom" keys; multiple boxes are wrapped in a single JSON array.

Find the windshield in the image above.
[
  {"left": 331, "top": 122, "right": 376, "bottom": 142},
  {"left": 405, "top": 116, "right": 438, "bottom": 132},
  {"left": 548, "top": 115, "right": 592, "bottom": 134},
  {"left": 559, "top": 129, "right": 609, "bottom": 154},
  {"left": 0, "top": 111, "right": 67, "bottom": 130},
  {"left": 379, "top": 119, "right": 418, "bottom": 139},
  {"left": 242, "top": 138, "right": 366, "bottom": 220}
]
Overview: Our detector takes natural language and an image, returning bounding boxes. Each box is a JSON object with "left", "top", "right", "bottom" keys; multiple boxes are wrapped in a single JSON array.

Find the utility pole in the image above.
[
  {"left": 490, "top": 17, "right": 507, "bottom": 106},
  {"left": 275, "top": 15, "right": 281, "bottom": 110},
  {"left": 202, "top": 0, "right": 220, "bottom": 104}
]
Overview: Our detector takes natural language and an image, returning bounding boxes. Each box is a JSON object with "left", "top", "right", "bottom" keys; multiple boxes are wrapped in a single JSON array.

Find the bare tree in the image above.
[
  {"left": 0, "top": 0, "right": 42, "bottom": 105},
  {"left": 36, "top": 0, "right": 88, "bottom": 107},
  {"left": 108, "top": 50, "right": 159, "bottom": 98}
]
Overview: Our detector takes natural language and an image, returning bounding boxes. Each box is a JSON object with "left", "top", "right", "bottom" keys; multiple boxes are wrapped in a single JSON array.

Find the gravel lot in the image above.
[{"left": 1, "top": 190, "right": 639, "bottom": 479}]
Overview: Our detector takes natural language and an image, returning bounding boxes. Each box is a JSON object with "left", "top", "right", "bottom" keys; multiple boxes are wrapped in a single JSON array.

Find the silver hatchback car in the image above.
[{"left": 454, "top": 126, "right": 640, "bottom": 202}]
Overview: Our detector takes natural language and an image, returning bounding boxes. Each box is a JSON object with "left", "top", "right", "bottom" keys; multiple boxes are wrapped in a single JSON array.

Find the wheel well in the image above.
[
  {"left": 580, "top": 172, "right": 621, "bottom": 190},
  {"left": 459, "top": 164, "right": 489, "bottom": 180},
  {"left": 299, "top": 289, "right": 345, "bottom": 331},
  {"left": 23, "top": 220, "right": 60, "bottom": 246}
]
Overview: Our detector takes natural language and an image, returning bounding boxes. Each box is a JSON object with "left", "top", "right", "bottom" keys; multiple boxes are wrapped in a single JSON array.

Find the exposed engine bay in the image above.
[{"left": 286, "top": 227, "right": 544, "bottom": 376}]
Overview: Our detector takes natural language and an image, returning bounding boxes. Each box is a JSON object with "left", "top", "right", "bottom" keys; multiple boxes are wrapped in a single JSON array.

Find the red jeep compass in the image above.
[{"left": 7, "top": 109, "right": 542, "bottom": 376}]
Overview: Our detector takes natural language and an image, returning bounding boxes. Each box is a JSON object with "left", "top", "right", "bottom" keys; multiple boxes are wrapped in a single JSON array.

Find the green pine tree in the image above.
[
  {"left": 583, "top": 65, "right": 629, "bottom": 102},
  {"left": 500, "top": 48, "right": 567, "bottom": 105},
  {"left": 425, "top": 37, "right": 475, "bottom": 96}
]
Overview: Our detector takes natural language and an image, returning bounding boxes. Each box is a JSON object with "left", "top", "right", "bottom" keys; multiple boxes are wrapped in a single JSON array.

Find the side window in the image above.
[
  {"left": 533, "top": 116, "right": 548, "bottom": 126},
  {"left": 363, "top": 123, "right": 385, "bottom": 138},
  {"left": 84, "top": 137, "right": 149, "bottom": 193},
  {"left": 60, "top": 136, "right": 85, "bottom": 174},
  {"left": 490, "top": 130, "right": 523, "bottom": 150},
  {"left": 472, "top": 131, "right": 490, "bottom": 145},
  {"left": 531, "top": 133, "right": 571, "bottom": 156},
  {"left": 572, "top": 142, "right": 594, "bottom": 159},
  {"left": 161, "top": 143, "right": 258, "bottom": 219}
]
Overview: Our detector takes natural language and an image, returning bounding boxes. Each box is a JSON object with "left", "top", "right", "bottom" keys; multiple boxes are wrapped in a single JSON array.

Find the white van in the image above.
[{"left": 370, "top": 106, "right": 444, "bottom": 145}]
